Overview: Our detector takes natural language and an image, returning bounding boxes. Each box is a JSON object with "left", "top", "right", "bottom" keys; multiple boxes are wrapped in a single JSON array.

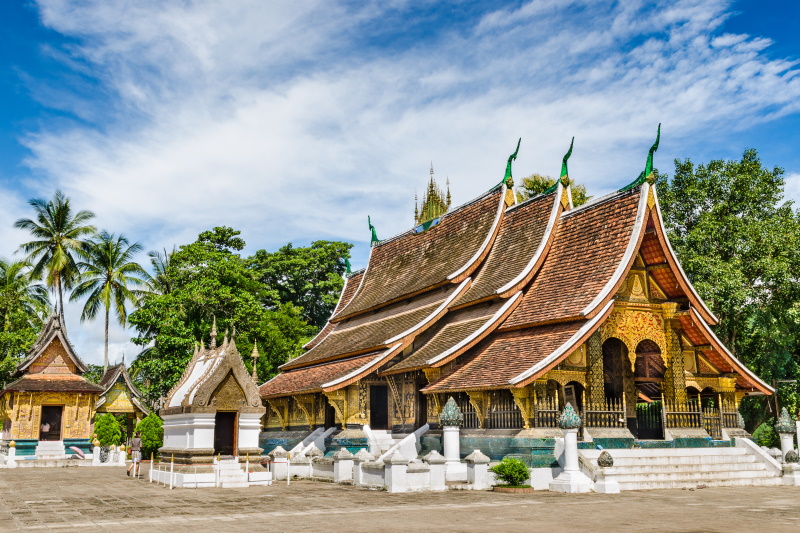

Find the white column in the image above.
[
  {"left": 779, "top": 433, "right": 795, "bottom": 462},
  {"left": 6, "top": 445, "right": 16, "bottom": 468},
  {"left": 269, "top": 446, "right": 289, "bottom": 480},
  {"left": 352, "top": 449, "right": 375, "bottom": 487},
  {"left": 92, "top": 446, "right": 101, "bottom": 466},
  {"left": 118, "top": 445, "right": 127, "bottom": 466},
  {"left": 333, "top": 448, "right": 354, "bottom": 483},
  {"left": 383, "top": 450, "right": 408, "bottom": 493},
  {"left": 424, "top": 450, "right": 446, "bottom": 491},
  {"left": 548, "top": 428, "right": 593, "bottom": 493},
  {"left": 442, "top": 426, "right": 461, "bottom": 465},
  {"left": 465, "top": 450, "right": 490, "bottom": 489}
]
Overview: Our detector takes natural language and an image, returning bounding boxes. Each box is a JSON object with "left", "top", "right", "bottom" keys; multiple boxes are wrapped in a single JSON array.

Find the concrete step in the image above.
[
  {"left": 581, "top": 447, "right": 748, "bottom": 458},
  {"left": 618, "top": 476, "right": 783, "bottom": 490},
  {"left": 594, "top": 455, "right": 760, "bottom": 467},
  {"left": 612, "top": 468, "right": 778, "bottom": 483},
  {"left": 220, "top": 482, "right": 248, "bottom": 488},
  {"left": 604, "top": 463, "right": 769, "bottom": 475}
]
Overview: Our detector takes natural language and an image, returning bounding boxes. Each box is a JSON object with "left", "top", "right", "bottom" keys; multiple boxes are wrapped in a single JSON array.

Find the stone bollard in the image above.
[
  {"left": 424, "top": 450, "right": 447, "bottom": 491},
  {"left": 352, "top": 449, "right": 375, "bottom": 487},
  {"left": 333, "top": 448, "right": 354, "bottom": 483},
  {"left": 775, "top": 408, "right": 797, "bottom": 462},
  {"left": 269, "top": 446, "right": 289, "bottom": 481},
  {"left": 383, "top": 450, "right": 409, "bottom": 493},
  {"left": 440, "top": 397, "right": 463, "bottom": 468},
  {"left": 549, "top": 405, "right": 593, "bottom": 493},
  {"left": 465, "top": 450, "right": 490, "bottom": 490},
  {"left": 305, "top": 445, "right": 323, "bottom": 478},
  {"left": 92, "top": 446, "right": 101, "bottom": 465},
  {"left": 118, "top": 445, "right": 127, "bottom": 466},
  {"left": 593, "top": 451, "right": 620, "bottom": 494},
  {"left": 6, "top": 441, "right": 17, "bottom": 468},
  {"left": 782, "top": 451, "right": 800, "bottom": 486}
]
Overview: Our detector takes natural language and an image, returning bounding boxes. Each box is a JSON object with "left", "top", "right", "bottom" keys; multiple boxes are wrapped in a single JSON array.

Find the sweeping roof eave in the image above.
[
  {"left": 650, "top": 186, "right": 719, "bottom": 325},
  {"left": 303, "top": 269, "right": 365, "bottom": 350},
  {"left": 331, "top": 186, "right": 506, "bottom": 322},
  {"left": 686, "top": 307, "right": 772, "bottom": 395}
]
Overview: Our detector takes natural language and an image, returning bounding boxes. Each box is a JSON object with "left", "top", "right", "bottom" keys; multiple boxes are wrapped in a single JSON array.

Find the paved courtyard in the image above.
[{"left": 0, "top": 465, "right": 799, "bottom": 532}]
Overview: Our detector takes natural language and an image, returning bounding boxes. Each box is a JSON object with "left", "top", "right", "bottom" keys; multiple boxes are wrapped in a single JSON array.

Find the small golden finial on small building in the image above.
[
  {"left": 210, "top": 316, "right": 218, "bottom": 349},
  {"left": 251, "top": 341, "right": 260, "bottom": 382}
]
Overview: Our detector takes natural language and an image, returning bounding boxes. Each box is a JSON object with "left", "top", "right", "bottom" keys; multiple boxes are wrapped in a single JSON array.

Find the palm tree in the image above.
[
  {"left": 0, "top": 259, "right": 51, "bottom": 326},
  {"left": 15, "top": 190, "right": 96, "bottom": 315},
  {"left": 70, "top": 231, "right": 148, "bottom": 370},
  {"left": 144, "top": 247, "right": 175, "bottom": 296}
]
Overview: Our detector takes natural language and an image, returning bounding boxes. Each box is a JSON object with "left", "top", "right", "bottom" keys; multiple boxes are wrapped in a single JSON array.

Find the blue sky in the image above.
[{"left": 1, "top": 0, "right": 800, "bottom": 366}]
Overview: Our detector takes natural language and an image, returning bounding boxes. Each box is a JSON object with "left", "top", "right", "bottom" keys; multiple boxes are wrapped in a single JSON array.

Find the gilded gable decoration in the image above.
[{"left": 600, "top": 308, "right": 667, "bottom": 369}]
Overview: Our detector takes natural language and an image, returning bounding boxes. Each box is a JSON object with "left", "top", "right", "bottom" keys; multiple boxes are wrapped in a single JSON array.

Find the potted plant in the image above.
[{"left": 489, "top": 457, "right": 533, "bottom": 493}]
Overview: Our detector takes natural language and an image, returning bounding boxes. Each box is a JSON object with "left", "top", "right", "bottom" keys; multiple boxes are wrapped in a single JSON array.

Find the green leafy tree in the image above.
[
  {"left": 656, "top": 149, "right": 800, "bottom": 426},
  {"left": 0, "top": 260, "right": 50, "bottom": 385},
  {"left": 247, "top": 241, "right": 352, "bottom": 328},
  {"left": 516, "top": 173, "right": 590, "bottom": 207},
  {"left": 14, "top": 190, "right": 96, "bottom": 315},
  {"left": 135, "top": 413, "right": 164, "bottom": 459},
  {"left": 82, "top": 364, "right": 105, "bottom": 384},
  {"left": 752, "top": 420, "right": 780, "bottom": 448},
  {"left": 71, "top": 232, "right": 148, "bottom": 371},
  {"left": 94, "top": 413, "right": 122, "bottom": 446},
  {"left": 129, "top": 227, "right": 315, "bottom": 403}
]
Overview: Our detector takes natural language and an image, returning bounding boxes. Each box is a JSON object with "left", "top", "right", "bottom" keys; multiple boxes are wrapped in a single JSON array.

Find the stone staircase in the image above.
[
  {"left": 217, "top": 458, "right": 248, "bottom": 488},
  {"left": 370, "top": 430, "right": 404, "bottom": 456},
  {"left": 580, "top": 446, "right": 783, "bottom": 490},
  {"left": 35, "top": 440, "right": 66, "bottom": 460}
]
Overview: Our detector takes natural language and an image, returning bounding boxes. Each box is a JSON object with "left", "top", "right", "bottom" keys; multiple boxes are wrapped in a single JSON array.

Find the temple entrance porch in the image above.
[{"left": 39, "top": 405, "right": 63, "bottom": 441}]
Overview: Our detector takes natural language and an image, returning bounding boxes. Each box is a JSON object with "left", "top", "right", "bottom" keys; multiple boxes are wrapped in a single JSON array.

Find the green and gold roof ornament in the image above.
[
  {"left": 344, "top": 257, "right": 352, "bottom": 276},
  {"left": 620, "top": 123, "right": 661, "bottom": 192},
  {"left": 544, "top": 136, "right": 574, "bottom": 194},
  {"left": 368, "top": 216, "right": 379, "bottom": 245},
  {"left": 502, "top": 138, "right": 521, "bottom": 206},
  {"left": 558, "top": 403, "right": 582, "bottom": 429},
  {"left": 440, "top": 396, "right": 464, "bottom": 427}
]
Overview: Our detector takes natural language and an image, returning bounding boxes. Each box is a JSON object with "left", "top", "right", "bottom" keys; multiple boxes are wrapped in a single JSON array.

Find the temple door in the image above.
[
  {"left": 214, "top": 411, "right": 237, "bottom": 456},
  {"left": 39, "top": 406, "right": 63, "bottom": 441},
  {"left": 634, "top": 340, "right": 665, "bottom": 440},
  {"left": 369, "top": 385, "right": 389, "bottom": 430}
]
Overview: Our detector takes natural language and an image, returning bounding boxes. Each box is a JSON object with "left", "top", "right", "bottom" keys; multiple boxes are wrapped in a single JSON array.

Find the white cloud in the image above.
[
  {"left": 784, "top": 172, "right": 800, "bottom": 206},
  {"left": 6, "top": 0, "right": 800, "bottom": 364}
]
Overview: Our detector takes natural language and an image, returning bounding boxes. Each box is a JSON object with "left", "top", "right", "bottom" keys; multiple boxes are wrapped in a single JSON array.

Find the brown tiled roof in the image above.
[
  {"left": 455, "top": 191, "right": 558, "bottom": 306},
  {"left": 333, "top": 188, "right": 503, "bottom": 320},
  {"left": 17, "top": 313, "right": 89, "bottom": 375},
  {"left": 422, "top": 321, "right": 586, "bottom": 392},
  {"left": 282, "top": 284, "right": 457, "bottom": 370},
  {"left": 260, "top": 353, "right": 378, "bottom": 398},
  {"left": 502, "top": 188, "right": 644, "bottom": 329},
  {"left": 382, "top": 301, "right": 507, "bottom": 374},
  {"left": 2, "top": 374, "right": 104, "bottom": 394}
]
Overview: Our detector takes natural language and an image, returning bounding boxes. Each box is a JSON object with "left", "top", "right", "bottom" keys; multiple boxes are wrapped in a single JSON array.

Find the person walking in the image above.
[{"left": 127, "top": 432, "right": 142, "bottom": 478}]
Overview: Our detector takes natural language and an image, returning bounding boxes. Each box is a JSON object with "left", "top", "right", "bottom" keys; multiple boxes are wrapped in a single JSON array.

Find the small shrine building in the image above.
[
  {"left": 259, "top": 135, "right": 771, "bottom": 451},
  {"left": 0, "top": 313, "right": 103, "bottom": 456},
  {"left": 96, "top": 362, "right": 149, "bottom": 438},
  {"left": 160, "top": 323, "right": 265, "bottom": 465}
]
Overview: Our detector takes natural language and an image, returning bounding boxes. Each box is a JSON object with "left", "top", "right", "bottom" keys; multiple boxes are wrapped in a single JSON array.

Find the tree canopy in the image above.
[
  {"left": 128, "top": 227, "right": 347, "bottom": 404},
  {"left": 656, "top": 149, "right": 800, "bottom": 424},
  {"left": 516, "top": 173, "right": 590, "bottom": 206}
]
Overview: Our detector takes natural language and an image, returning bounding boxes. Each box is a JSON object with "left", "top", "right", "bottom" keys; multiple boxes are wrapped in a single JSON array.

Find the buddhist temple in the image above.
[
  {"left": 160, "top": 322, "right": 265, "bottom": 465},
  {"left": 0, "top": 313, "right": 103, "bottom": 458},
  {"left": 96, "top": 362, "right": 149, "bottom": 438},
  {"left": 259, "top": 132, "right": 771, "bottom": 464}
]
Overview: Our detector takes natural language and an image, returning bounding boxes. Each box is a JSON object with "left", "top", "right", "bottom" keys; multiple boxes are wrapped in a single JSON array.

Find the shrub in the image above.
[
  {"left": 135, "top": 413, "right": 164, "bottom": 459},
  {"left": 94, "top": 413, "right": 122, "bottom": 446},
  {"left": 489, "top": 457, "right": 529, "bottom": 486},
  {"left": 752, "top": 420, "right": 779, "bottom": 448}
]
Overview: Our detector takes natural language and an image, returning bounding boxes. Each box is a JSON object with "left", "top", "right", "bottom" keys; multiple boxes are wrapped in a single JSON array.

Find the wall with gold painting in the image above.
[{"left": 0, "top": 391, "right": 97, "bottom": 440}]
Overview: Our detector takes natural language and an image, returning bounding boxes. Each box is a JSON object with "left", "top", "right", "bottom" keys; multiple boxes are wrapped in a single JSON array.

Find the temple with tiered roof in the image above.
[{"left": 259, "top": 133, "right": 770, "bottom": 456}]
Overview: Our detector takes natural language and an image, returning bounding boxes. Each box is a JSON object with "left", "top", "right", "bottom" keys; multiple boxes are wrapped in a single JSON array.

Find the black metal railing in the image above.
[
  {"left": 486, "top": 391, "right": 523, "bottom": 429},
  {"left": 532, "top": 396, "right": 560, "bottom": 428},
  {"left": 582, "top": 397, "right": 626, "bottom": 428}
]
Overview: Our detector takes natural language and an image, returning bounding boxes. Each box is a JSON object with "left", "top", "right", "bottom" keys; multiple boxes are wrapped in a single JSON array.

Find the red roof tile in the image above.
[
  {"left": 260, "top": 353, "right": 379, "bottom": 398},
  {"left": 455, "top": 191, "right": 558, "bottom": 306},
  {"left": 502, "top": 188, "right": 644, "bottom": 328},
  {"left": 304, "top": 270, "right": 365, "bottom": 350},
  {"left": 334, "top": 188, "right": 503, "bottom": 320},
  {"left": 422, "top": 321, "right": 586, "bottom": 392}
]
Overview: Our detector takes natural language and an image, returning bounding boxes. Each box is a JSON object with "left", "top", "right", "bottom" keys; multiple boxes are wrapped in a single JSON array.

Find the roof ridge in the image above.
[
  {"left": 561, "top": 185, "right": 641, "bottom": 218},
  {"left": 504, "top": 189, "right": 555, "bottom": 213}
]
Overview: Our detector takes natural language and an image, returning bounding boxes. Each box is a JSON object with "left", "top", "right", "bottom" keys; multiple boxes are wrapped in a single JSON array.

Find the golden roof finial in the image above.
[
  {"left": 210, "top": 316, "right": 217, "bottom": 349},
  {"left": 251, "top": 340, "right": 260, "bottom": 382}
]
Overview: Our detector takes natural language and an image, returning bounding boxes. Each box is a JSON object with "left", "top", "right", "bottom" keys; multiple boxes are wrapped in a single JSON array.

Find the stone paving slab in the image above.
[{"left": 1, "top": 465, "right": 799, "bottom": 531}]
